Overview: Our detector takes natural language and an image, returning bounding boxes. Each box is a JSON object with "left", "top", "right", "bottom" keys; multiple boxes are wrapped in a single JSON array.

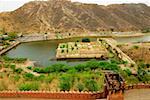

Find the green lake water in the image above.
[{"left": 5, "top": 35, "right": 150, "bottom": 67}]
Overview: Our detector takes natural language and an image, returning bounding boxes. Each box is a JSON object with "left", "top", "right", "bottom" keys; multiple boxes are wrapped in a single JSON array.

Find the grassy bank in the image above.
[{"left": 0, "top": 56, "right": 149, "bottom": 91}]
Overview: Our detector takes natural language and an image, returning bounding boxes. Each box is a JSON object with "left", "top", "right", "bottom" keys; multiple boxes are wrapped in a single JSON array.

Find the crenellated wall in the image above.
[{"left": 0, "top": 91, "right": 106, "bottom": 99}]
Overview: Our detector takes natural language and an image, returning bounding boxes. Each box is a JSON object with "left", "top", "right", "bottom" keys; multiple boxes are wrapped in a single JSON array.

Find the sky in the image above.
[{"left": 0, "top": 0, "right": 150, "bottom": 12}]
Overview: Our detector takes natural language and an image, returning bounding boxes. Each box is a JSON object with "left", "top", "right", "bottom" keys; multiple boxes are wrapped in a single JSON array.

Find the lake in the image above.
[{"left": 5, "top": 35, "right": 150, "bottom": 67}]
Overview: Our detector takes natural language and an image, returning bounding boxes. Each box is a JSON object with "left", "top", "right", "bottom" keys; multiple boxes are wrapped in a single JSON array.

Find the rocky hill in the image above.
[{"left": 0, "top": 0, "right": 150, "bottom": 33}]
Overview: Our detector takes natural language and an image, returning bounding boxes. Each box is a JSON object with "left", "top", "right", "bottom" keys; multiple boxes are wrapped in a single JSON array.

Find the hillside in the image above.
[{"left": 0, "top": 0, "right": 150, "bottom": 33}]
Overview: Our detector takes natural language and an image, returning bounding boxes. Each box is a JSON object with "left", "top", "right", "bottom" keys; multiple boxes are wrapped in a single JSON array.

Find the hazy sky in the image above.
[{"left": 0, "top": 0, "right": 150, "bottom": 12}]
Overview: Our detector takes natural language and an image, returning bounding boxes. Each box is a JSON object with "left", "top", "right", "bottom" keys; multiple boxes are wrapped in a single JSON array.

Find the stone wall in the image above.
[
  {"left": 0, "top": 91, "right": 106, "bottom": 99},
  {"left": 0, "top": 84, "right": 149, "bottom": 99},
  {"left": 125, "top": 83, "right": 150, "bottom": 90}
]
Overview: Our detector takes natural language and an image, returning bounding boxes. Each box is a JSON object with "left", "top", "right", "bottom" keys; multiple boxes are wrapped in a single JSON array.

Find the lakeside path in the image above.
[
  {"left": 114, "top": 33, "right": 144, "bottom": 38},
  {"left": 19, "top": 33, "right": 145, "bottom": 43},
  {"left": 124, "top": 89, "right": 150, "bottom": 100}
]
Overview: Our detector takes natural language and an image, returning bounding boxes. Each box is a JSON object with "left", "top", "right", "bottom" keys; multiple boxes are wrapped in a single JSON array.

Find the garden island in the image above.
[{"left": 0, "top": 0, "right": 150, "bottom": 100}]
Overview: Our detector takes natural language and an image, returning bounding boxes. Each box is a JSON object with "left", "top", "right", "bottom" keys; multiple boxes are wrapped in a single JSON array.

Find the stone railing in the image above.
[{"left": 125, "top": 83, "right": 150, "bottom": 90}]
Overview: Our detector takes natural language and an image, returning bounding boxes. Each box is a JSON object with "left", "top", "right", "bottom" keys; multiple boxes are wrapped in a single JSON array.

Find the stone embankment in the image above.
[
  {"left": 0, "top": 42, "right": 21, "bottom": 56},
  {"left": 98, "top": 38, "right": 136, "bottom": 65},
  {"left": 18, "top": 33, "right": 113, "bottom": 42},
  {"left": 16, "top": 32, "right": 145, "bottom": 43}
]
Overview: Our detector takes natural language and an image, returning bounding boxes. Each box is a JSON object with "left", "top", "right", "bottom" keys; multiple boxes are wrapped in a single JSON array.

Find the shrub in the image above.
[
  {"left": 3, "top": 56, "right": 14, "bottom": 61},
  {"left": 105, "top": 63, "right": 119, "bottom": 71},
  {"left": 14, "top": 75, "right": 20, "bottom": 81},
  {"left": 15, "top": 68, "right": 23, "bottom": 74},
  {"left": 126, "top": 75, "right": 139, "bottom": 84},
  {"left": 82, "top": 38, "right": 90, "bottom": 42},
  {"left": 77, "top": 83, "right": 84, "bottom": 92},
  {"left": 86, "top": 60, "right": 99, "bottom": 70},
  {"left": 34, "top": 74, "right": 45, "bottom": 81},
  {"left": 110, "top": 59, "right": 121, "bottom": 64},
  {"left": 99, "top": 61, "right": 119, "bottom": 71},
  {"left": 27, "top": 66, "right": 32, "bottom": 70},
  {"left": 67, "top": 68, "right": 77, "bottom": 74},
  {"left": 84, "top": 79, "right": 99, "bottom": 92},
  {"left": 99, "top": 61, "right": 109, "bottom": 68},
  {"left": 133, "top": 45, "right": 139, "bottom": 49},
  {"left": 3, "top": 56, "right": 27, "bottom": 63},
  {"left": 141, "top": 27, "right": 150, "bottom": 33},
  {"left": 45, "top": 75, "right": 54, "bottom": 83},
  {"left": 23, "top": 73, "right": 34, "bottom": 80},
  {"left": 8, "top": 32, "right": 18, "bottom": 39},
  {"left": 51, "top": 63, "right": 69, "bottom": 72},
  {"left": 15, "top": 58, "right": 27, "bottom": 63},
  {"left": 75, "top": 63, "right": 87, "bottom": 72},
  {"left": 122, "top": 61, "right": 128, "bottom": 64},
  {"left": 33, "top": 67, "right": 43, "bottom": 73},
  {"left": 4, "top": 63, "right": 10, "bottom": 68},
  {"left": 43, "top": 66, "right": 52, "bottom": 73},
  {"left": 19, "top": 82, "right": 39, "bottom": 91},
  {"left": 44, "top": 64, "right": 69, "bottom": 73},
  {"left": 137, "top": 67, "right": 149, "bottom": 83},
  {"left": 10, "top": 64, "right": 16, "bottom": 71},
  {"left": 59, "top": 74, "right": 73, "bottom": 91},
  {"left": 124, "top": 69, "right": 132, "bottom": 76}
]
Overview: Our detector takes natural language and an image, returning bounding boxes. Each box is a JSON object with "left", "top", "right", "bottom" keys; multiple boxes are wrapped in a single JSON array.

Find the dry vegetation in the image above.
[{"left": 118, "top": 43, "right": 150, "bottom": 64}]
